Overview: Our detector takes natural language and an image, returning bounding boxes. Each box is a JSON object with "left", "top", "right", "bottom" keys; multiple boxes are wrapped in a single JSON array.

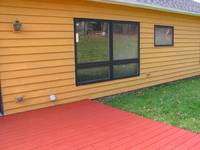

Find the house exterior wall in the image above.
[{"left": 0, "top": 0, "right": 200, "bottom": 115}]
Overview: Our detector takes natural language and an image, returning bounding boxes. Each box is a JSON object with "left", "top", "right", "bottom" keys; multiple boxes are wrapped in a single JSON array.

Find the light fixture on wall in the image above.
[{"left": 13, "top": 20, "right": 22, "bottom": 32}]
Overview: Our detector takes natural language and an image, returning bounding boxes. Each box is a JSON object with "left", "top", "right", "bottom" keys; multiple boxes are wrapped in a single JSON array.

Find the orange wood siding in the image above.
[{"left": 0, "top": 0, "right": 200, "bottom": 115}]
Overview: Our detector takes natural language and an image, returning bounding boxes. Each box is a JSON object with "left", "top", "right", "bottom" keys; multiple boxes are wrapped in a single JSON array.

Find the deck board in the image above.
[{"left": 0, "top": 100, "right": 199, "bottom": 150}]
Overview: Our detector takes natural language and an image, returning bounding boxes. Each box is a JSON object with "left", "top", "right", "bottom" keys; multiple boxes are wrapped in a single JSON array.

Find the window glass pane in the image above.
[
  {"left": 77, "top": 66, "right": 110, "bottom": 83},
  {"left": 113, "top": 63, "right": 138, "bottom": 78},
  {"left": 75, "top": 19, "right": 140, "bottom": 85},
  {"left": 155, "top": 26, "right": 173, "bottom": 46},
  {"left": 76, "top": 21, "right": 109, "bottom": 63},
  {"left": 113, "top": 23, "right": 139, "bottom": 60}
]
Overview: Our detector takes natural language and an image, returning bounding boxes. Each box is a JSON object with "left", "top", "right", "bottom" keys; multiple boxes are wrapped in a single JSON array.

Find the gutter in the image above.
[{"left": 90, "top": 0, "right": 200, "bottom": 17}]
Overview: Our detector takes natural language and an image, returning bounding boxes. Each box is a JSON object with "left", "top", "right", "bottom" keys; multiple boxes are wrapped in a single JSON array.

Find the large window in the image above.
[
  {"left": 154, "top": 25, "right": 174, "bottom": 46},
  {"left": 75, "top": 18, "right": 140, "bottom": 85}
]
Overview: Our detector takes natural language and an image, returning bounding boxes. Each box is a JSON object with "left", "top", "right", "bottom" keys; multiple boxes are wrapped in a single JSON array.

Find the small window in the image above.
[
  {"left": 154, "top": 25, "right": 174, "bottom": 46},
  {"left": 75, "top": 18, "right": 140, "bottom": 85}
]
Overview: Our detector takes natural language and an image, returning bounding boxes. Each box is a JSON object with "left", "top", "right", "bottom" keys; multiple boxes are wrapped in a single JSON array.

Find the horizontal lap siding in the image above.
[{"left": 0, "top": 0, "right": 200, "bottom": 115}]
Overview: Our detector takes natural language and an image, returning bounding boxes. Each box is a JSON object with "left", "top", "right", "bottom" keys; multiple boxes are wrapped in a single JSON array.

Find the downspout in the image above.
[
  {"left": 198, "top": 14, "right": 200, "bottom": 70},
  {"left": 0, "top": 84, "right": 4, "bottom": 116},
  {"left": 0, "top": 54, "right": 4, "bottom": 116},
  {"left": 199, "top": 40, "right": 200, "bottom": 65}
]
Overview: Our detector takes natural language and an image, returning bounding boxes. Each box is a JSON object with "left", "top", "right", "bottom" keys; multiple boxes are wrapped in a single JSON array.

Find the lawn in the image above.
[{"left": 99, "top": 76, "right": 200, "bottom": 133}]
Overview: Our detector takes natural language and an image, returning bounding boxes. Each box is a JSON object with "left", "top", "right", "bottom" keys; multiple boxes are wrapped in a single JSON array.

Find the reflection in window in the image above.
[
  {"left": 113, "top": 63, "right": 138, "bottom": 78},
  {"left": 75, "top": 19, "right": 140, "bottom": 85},
  {"left": 77, "top": 66, "right": 110, "bottom": 83},
  {"left": 155, "top": 25, "right": 174, "bottom": 46},
  {"left": 113, "top": 23, "right": 139, "bottom": 60},
  {"left": 76, "top": 21, "right": 109, "bottom": 63}
]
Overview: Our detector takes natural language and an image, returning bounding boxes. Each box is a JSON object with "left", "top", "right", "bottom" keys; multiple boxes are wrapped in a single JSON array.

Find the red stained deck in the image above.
[{"left": 0, "top": 100, "right": 200, "bottom": 150}]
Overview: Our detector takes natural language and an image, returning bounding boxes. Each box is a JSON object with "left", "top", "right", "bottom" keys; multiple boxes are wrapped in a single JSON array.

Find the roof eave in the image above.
[{"left": 90, "top": 0, "right": 200, "bottom": 17}]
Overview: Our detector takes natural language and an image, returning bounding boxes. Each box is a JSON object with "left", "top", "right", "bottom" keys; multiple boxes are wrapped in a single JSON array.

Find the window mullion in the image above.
[
  {"left": 109, "top": 21, "right": 114, "bottom": 80},
  {"left": 113, "top": 59, "right": 139, "bottom": 65},
  {"left": 77, "top": 61, "right": 110, "bottom": 68}
]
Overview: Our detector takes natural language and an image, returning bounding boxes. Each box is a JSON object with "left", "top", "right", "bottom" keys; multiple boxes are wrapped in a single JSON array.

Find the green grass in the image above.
[{"left": 99, "top": 76, "right": 200, "bottom": 133}]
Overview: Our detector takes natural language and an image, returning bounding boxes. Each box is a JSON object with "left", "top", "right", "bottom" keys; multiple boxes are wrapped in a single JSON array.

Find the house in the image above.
[{"left": 0, "top": 0, "right": 200, "bottom": 115}]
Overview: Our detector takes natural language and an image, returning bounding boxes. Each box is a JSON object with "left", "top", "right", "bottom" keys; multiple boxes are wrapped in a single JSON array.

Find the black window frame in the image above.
[
  {"left": 74, "top": 18, "right": 140, "bottom": 86},
  {"left": 154, "top": 25, "right": 174, "bottom": 47}
]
